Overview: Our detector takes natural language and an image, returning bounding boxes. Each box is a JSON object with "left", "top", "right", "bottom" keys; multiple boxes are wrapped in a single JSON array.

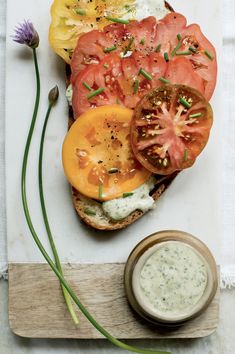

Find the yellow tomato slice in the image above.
[
  {"left": 49, "top": 0, "right": 136, "bottom": 64},
  {"left": 62, "top": 105, "right": 151, "bottom": 201}
]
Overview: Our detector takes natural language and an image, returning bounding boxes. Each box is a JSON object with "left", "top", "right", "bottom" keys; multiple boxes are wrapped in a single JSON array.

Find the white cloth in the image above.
[{"left": 0, "top": 0, "right": 235, "bottom": 288}]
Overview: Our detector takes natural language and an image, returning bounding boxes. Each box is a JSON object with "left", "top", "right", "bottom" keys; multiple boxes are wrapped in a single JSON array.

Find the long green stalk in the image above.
[
  {"left": 21, "top": 47, "right": 170, "bottom": 354},
  {"left": 38, "top": 102, "right": 79, "bottom": 325}
]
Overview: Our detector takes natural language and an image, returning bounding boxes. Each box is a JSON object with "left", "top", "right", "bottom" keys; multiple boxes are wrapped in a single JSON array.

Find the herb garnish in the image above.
[
  {"left": 87, "top": 87, "right": 105, "bottom": 99},
  {"left": 138, "top": 68, "right": 152, "bottom": 81},
  {"left": 205, "top": 50, "right": 214, "bottom": 61},
  {"left": 159, "top": 77, "right": 170, "bottom": 84},
  {"left": 106, "top": 17, "right": 130, "bottom": 24},
  {"left": 83, "top": 82, "right": 92, "bottom": 91},
  {"left": 133, "top": 79, "right": 139, "bottom": 94},
  {"left": 179, "top": 97, "right": 192, "bottom": 109},
  {"left": 189, "top": 112, "right": 202, "bottom": 118},
  {"left": 84, "top": 209, "right": 96, "bottom": 216},
  {"left": 123, "top": 192, "right": 134, "bottom": 198},
  {"left": 103, "top": 45, "right": 117, "bottom": 53},
  {"left": 123, "top": 36, "right": 134, "bottom": 55}
]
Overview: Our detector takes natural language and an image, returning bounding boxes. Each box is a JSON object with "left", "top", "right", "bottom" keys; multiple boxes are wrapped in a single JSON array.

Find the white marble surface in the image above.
[{"left": 6, "top": 0, "right": 222, "bottom": 265}]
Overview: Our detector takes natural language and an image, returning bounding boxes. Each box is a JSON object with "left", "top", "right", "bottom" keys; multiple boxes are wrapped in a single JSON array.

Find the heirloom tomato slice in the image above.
[
  {"left": 62, "top": 105, "right": 151, "bottom": 201},
  {"left": 131, "top": 85, "right": 213, "bottom": 175}
]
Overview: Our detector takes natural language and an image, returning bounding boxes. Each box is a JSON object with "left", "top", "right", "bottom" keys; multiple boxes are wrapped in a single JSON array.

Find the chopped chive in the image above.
[
  {"left": 98, "top": 183, "right": 103, "bottom": 199},
  {"left": 75, "top": 8, "right": 86, "bottom": 16},
  {"left": 140, "top": 38, "right": 145, "bottom": 45},
  {"left": 133, "top": 79, "right": 139, "bottom": 94},
  {"left": 179, "top": 97, "right": 192, "bottom": 109},
  {"left": 108, "top": 168, "right": 119, "bottom": 174},
  {"left": 87, "top": 88, "right": 105, "bottom": 99},
  {"left": 184, "top": 149, "right": 188, "bottom": 162},
  {"left": 103, "top": 45, "right": 117, "bottom": 53},
  {"left": 123, "top": 36, "right": 134, "bottom": 55},
  {"left": 123, "top": 192, "right": 134, "bottom": 198},
  {"left": 175, "top": 51, "right": 191, "bottom": 56},
  {"left": 103, "top": 63, "right": 109, "bottom": 69},
  {"left": 138, "top": 68, "right": 152, "bottom": 81},
  {"left": 106, "top": 17, "right": 130, "bottom": 24},
  {"left": 171, "top": 41, "right": 182, "bottom": 56},
  {"left": 116, "top": 98, "right": 120, "bottom": 105},
  {"left": 83, "top": 82, "right": 92, "bottom": 91},
  {"left": 158, "top": 77, "right": 170, "bottom": 84},
  {"left": 164, "top": 52, "right": 169, "bottom": 62},
  {"left": 205, "top": 50, "right": 214, "bottom": 61},
  {"left": 177, "top": 33, "right": 182, "bottom": 41},
  {"left": 189, "top": 112, "right": 202, "bottom": 118},
  {"left": 189, "top": 46, "right": 197, "bottom": 53},
  {"left": 155, "top": 44, "right": 161, "bottom": 52},
  {"left": 84, "top": 209, "right": 96, "bottom": 216}
]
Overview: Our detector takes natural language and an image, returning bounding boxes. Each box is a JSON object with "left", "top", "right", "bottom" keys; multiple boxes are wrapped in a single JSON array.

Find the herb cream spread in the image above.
[{"left": 135, "top": 241, "right": 208, "bottom": 318}]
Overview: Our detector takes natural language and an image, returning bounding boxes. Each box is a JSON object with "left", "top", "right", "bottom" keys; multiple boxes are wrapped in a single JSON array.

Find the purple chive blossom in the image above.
[{"left": 12, "top": 20, "right": 39, "bottom": 48}]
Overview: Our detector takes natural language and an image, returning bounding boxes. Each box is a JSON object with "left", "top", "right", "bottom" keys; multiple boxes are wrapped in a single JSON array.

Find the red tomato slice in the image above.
[
  {"left": 71, "top": 13, "right": 217, "bottom": 101},
  {"left": 131, "top": 85, "right": 213, "bottom": 175},
  {"left": 72, "top": 53, "right": 167, "bottom": 118},
  {"left": 71, "top": 17, "right": 158, "bottom": 83},
  {"left": 165, "top": 57, "right": 205, "bottom": 95}
]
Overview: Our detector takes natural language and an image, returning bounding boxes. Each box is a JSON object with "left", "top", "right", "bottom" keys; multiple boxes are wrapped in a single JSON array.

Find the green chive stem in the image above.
[
  {"left": 106, "top": 17, "right": 129, "bottom": 24},
  {"left": 103, "top": 45, "right": 117, "bottom": 53},
  {"left": 155, "top": 44, "right": 161, "bottom": 52},
  {"left": 140, "top": 38, "right": 145, "bottom": 45},
  {"left": 20, "top": 46, "right": 171, "bottom": 354},
  {"left": 123, "top": 192, "right": 134, "bottom": 198},
  {"left": 164, "top": 52, "right": 169, "bottom": 62},
  {"left": 189, "top": 112, "right": 202, "bottom": 118},
  {"left": 103, "top": 63, "right": 109, "bottom": 69},
  {"left": 171, "top": 42, "right": 181, "bottom": 57},
  {"left": 75, "top": 8, "right": 86, "bottom": 16},
  {"left": 205, "top": 50, "right": 214, "bottom": 61},
  {"left": 184, "top": 149, "right": 189, "bottom": 162},
  {"left": 133, "top": 79, "right": 139, "bottom": 94},
  {"left": 84, "top": 209, "right": 96, "bottom": 216},
  {"left": 87, "top": 88, "right": 104, "bottom": 99},
  {"left": 39, "top": 97, "right": 79, "bottom": 325},
  {"left": 158, "top": 77, "right": 170, "bottom": 84},
  {"left": 83, "top": 82, "right": 92, "bottom": 91},
  {"left": 177, "top": 33, "right": 181, "bottom": 41},
  {"left": 98, "top": 183, "right": 103, "bottom": 199},
  {"left": 189, "top": 46, "right": 197, "bottom": 53},
  {"left": 138, "top": 68, "right": 152, "bottom": 81},
  {"left": 124, "top": 36, "right": 134, "bottom": 55},
  {"left": 179, "top": 97, "right": 191, "bottom": 109}
]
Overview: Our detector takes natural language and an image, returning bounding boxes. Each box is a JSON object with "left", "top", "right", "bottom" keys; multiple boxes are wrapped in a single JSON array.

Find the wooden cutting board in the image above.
[{"left": 8, "top": 263, "right": 220, "bottom": 339}]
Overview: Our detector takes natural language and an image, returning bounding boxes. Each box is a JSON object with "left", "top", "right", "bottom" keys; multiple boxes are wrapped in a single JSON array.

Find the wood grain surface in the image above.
[{"left": 8, "top": 263, "right": 220, "bottom": 339}]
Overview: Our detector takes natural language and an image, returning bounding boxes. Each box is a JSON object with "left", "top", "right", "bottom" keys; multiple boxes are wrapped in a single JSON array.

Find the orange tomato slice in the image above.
[{"left": 62, "top": 105, "right": 151, "bottom": 201}]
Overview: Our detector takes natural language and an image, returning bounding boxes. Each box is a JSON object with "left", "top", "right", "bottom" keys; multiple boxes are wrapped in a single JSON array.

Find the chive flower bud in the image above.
[{"left": 48, "top": 85, "right": 59, "bottom": 105}]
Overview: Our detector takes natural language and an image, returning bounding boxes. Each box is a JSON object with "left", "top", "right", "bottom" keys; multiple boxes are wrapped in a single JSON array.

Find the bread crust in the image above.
[{"left": 67, "top": 1, "right": 177, "bottom": 231}]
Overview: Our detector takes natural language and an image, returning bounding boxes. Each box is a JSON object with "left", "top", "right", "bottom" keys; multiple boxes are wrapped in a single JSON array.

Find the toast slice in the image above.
[{"left": 67, "top": 1, "right": 177, "bottom": 231}]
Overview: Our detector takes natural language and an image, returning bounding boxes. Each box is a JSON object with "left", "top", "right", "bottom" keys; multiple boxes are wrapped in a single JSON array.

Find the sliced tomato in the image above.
[
  {"left": 62, "top": 105, "right": 151, "bottom": 201},
  {"left": 71, "top": 16, "right": 158, "bottom": 82},
  {"left": 131, "top": 85, "right": 213, "bottom": 175},
  {"left": 71, "top": 12, "right": 217, "bottom": 100},
  {"left": 154, "top": 13, "right": 217, "bottom": 100},
  {"left": 72, "top": 53, "right": 167, "bottom": 118},
  {"left": 165, "top": 57, "right": 205, "bottom": 95}
]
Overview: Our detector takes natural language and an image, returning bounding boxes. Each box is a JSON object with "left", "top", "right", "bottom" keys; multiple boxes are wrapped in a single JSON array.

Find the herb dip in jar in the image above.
[{"left": 124, "top": 231, "right": 218, "bottom": 325}]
